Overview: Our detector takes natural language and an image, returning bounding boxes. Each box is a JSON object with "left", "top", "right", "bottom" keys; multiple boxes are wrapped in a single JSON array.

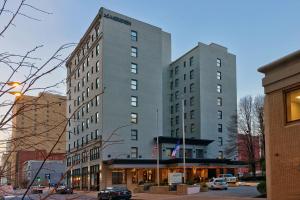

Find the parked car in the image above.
[
  {"left": 207, "top": 178, "right": 228, "bottom": 190},
  {"left": 1, "top": 195, "right": 32, "bottom": 200},
  {"left": 31, "top": 186, "right": 43, "bottom": 194},
  {"left": 218, "top": 174, "right": 237, "bottom": 183},
  {"left": 55, "top": 185, "right": 73, "bottom": 194},
  {"left": 98, "top": 186, "right": 132, "bottom": 200}
]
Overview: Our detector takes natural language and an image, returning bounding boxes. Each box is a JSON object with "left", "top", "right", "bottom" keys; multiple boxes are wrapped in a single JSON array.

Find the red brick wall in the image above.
[{"left": 237, "top": 134, "right": 261, "bottom": 175}]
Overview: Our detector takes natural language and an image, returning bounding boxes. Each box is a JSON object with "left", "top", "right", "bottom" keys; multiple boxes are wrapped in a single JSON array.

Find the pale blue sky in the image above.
[{"left": 1, "top": 0, "right": 300, "bottom": 99}]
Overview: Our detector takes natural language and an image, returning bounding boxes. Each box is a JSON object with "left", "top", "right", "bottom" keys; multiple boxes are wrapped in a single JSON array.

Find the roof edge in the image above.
[{"left": 258, "top": 49, "right": 300, "bottom": 73}]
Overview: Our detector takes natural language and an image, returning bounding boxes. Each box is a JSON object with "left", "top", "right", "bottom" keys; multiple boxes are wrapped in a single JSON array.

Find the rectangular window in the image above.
[
  {"left": 175, "top": 91, "right": 179, "bottom": 100},
  {"left": 175, "top": 79, "right": 179, "bottom": 87},
  {"left": 131, "top": 63, "right": 137, "bottom": 74},
  {"left": 96, "top": 95, "right": 100, "bottom": 106},
  {"left": 87, "top": 72, "right": 90, "bottom": 82},
  {"left": 96, "top": 44, "right": 99, "bottom": 56},
  {"left": 218, "top": 110, "right": 222, "bottom": 119},
  {"left": 175, "top": 103, "right": 179, "bottom": 112},
  {"left": 96, "top": 61, "right": 100, "bottom": 72},
  {"left": 191, "top": 123, "right": 195, "bottom": 133},
  {"left": 286, "top": 88, "right": 300, "bottom": 122},
  {"left": 218, "top": 137, "right": 223, "bottom": 146},
  {"left": 95, "top": 112, "right": 99, "bottom": 123},
  {"left": 183, "top": 61, "right": 186, "bottom": 67},
  {"left": 217, "top": 58, "right": 221, "bottom": 67},
  {"left": 217, "top": 84, "right": 222, "bottom": 93},
  {"left": 169, "top": 69, "right": 173, "bottom": 78},
  {"left": 218, "top": 151, "right": 223, "bottom": 159},
  {"left": 131, "top": 96, "right": 138, "bottom": 107},
  {"left": 196, "top": 149, "right": 204, "bottom": 159},
  {"left": 190, "top": 83, "right": 195, "bottom": 93},
  {"left": 112, "top": 171, "right": 124, "bottom": 184},
  {"left": 170, "top": 82, "right": 173, "bottom": 90},
  {"left": 217, "top": 71, "right": 221, "bottom": 80},
  {"left": 190, "top": 70, "right": 194, "bottom": 79},
  {"left": 189, "top": 56, "right": 194, "bottom": 66},
  {"left": 86, "top": 87, "right": 90, "bottom": 97},
  {"left": 218, "top": 124, "right": 222, "bottom": 132},
  {"left": 95, "top": 129, "right": 99, "bottom": 139},
  {"left": 175, "top": 116, "right": 179, "bottom": 124},
  {"left": 175, "top": 128, "right": 179, "bottom": 137},
  {"left": 96, "top": 78, "right": 100, "bottom": 89},
  {"left": 131, "top": 147, "right": 138, "bottom": 158},
  {"left": 131, "top": 79, "right": 137, "bottom": 90},
  {"left": 131, "top": 47, "right": 137, "bottom": 57},
  {"left": 190, "top": 110, "right": 195, "bottom": 119},
  {"left": 131, "top": 129, "right": 138, "bottom": 140},
  {"left": 131, "top": 113, "right": 138, "bottom": 124},
  {"left": 217, "top": 97, "right": 222, "bottom": 106},
  {"left": 190, "top": 97, "right": 195, "bottom": 106},
  {"left": 175, "top": 66, "right": 179, "bottom": 74},
  {"left": 170, "top": 106, "right": 174, "bottom": 114},
  {"left": 131, "top": 30, "right": 137, "bottom": 41}
]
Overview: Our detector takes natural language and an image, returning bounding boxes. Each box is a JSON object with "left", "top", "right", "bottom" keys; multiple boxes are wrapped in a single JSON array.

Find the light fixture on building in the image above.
[{"left": 296, "top": 96, "right": 300, "bottom": 100}]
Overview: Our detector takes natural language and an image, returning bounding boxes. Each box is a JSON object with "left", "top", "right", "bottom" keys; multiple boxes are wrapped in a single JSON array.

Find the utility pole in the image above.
[
  {"left": 182, "top": 99, "right": 186, "bottom": 184},
  {"left": 156, "top": 109, "right": 160, "bottom": 186}
]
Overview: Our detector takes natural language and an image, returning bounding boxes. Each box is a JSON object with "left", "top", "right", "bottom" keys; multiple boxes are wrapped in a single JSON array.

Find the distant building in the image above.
[
  {"left": 258, "top": 50, "right": 300, "bottom": 200},
  {"left": 237, "top": 134, "right": 261, "bottom": 176},
  {"left": 23, "top": 160, "right": 64, "bottom": 187},
  {"left": 8, "top": 92, "right": 66, "bottom": 187}
]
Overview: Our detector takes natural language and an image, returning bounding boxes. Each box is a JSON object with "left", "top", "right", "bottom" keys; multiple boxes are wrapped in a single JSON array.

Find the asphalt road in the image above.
[{"left": 10, "top": 185, "right": 265, "bottom": 200}]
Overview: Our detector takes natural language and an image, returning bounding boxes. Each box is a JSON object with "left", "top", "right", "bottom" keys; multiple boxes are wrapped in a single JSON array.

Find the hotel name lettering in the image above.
[{"left": 104, "top": 13, "right": 131, "bottom": 26}]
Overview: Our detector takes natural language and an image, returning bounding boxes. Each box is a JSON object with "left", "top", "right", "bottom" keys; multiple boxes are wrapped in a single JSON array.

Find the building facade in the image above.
[
  {"left": 164, "top": 43, "right": 237, "bottom": 159},
  {"left": 66, "top": 7, "right": 240, "bottom": 191},
  {"left": 8, "top": 92, "right": 66, "bottom": 187},
  {"left": 258, "top": 50, "right": 300, "bottom": 200},
  {"left": 23, "top": 160, "right": 64, "bottom": 187}
]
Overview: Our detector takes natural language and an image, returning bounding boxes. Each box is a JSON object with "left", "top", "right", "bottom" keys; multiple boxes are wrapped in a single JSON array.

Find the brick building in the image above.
[{"left": 8, "top": 92, "right": 66, "bottom": 187}]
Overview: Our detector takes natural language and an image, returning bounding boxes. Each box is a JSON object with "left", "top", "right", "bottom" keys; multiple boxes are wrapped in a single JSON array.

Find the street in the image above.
[{"left": 13, "top": 186, "right": 265, "bottom": 200}]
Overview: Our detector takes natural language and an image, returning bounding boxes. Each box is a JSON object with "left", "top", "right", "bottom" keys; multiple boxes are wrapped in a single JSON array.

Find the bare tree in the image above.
[
  {"left": 225, "top": 114, "right": 238, "bottom": 159},
  {"left": 254, "top": 95, "right": 265, "bottom": 175},
  {"left": 225, "top": 95, "right": 264, "bottom": 177},
  {"left": 0, "top": 0, "right": 74, "bottom": 197}
]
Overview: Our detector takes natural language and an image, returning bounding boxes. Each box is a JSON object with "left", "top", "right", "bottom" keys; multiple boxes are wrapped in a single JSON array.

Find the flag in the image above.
[{"left": 171, "top": 140, "right": 180, "bottom": 158}]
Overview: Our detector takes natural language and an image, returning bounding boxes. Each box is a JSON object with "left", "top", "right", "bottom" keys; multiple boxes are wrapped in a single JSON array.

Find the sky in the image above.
[{"left": 1, "top": 0, "right": 300, "bottom": 99}]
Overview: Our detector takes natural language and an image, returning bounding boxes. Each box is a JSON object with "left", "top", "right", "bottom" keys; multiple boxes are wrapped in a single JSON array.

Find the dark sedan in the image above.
[
  {"left": 98, "top": 187, "right": 132, "bottom": 200},
  {"left": 55, "top": 185, "right": 73, "bottom": 194}
]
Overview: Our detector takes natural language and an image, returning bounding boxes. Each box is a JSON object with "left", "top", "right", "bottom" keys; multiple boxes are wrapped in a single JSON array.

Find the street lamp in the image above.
[
  {"left": 6, "top": 81, "right": 21, "bottom": 87},
  {"left": 8, "top": 91, "right": 22, "bottom": 97}
]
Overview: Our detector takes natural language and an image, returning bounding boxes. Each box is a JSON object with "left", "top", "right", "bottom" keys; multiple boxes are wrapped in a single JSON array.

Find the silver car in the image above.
[{"left": 207, "top": 178, "right": 228, "bottom": 190}]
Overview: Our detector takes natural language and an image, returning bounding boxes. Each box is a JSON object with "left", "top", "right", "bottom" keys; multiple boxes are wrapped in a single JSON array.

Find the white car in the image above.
[
  {"left": 218, "top": 174, "right": 237, "bottom": 183},
  {"left": 207, "top": 178, "right": 228, "bottom": 190}
]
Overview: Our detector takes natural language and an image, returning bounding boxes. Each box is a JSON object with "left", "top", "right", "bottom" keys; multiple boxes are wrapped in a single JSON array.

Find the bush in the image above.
[
  {"left": 239, "top": 176, "right": 266, "bottom": 182},
  {"left": 186, "top": 179, "right": 194, "bottom": 185},
  {"left": 201, "top": 182, "right": 208, "bottom": 188},
  {"left": 257, "top": 181, "right": 266, "bottom": 194}
]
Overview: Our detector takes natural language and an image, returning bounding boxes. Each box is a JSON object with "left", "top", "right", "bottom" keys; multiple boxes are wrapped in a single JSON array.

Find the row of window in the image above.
[
  {"left": 130, "top": 30, "right": 139, "bottom": 139},
  {"left": 171, "top": 123, "right": 196, "bottom": 137},
  {"left": 68, "top": 129, "right": 100, "bottom": 151},
  {"left": 165, "top": 148, "right": 203, "bottom": 159},
  {"left": 66, "top": 147, "right": 101, "bottom": 166},
  {"left": 170, "top": 57, "right": 194, "bottom": 78}
]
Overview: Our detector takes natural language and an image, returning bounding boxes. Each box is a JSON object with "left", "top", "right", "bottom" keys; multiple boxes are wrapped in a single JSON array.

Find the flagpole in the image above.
[
  {"left": 182, "top": 99, "right": 186, "bottom": 184},
  {"left": 156, "top": 109, "right": 160, "bottom": 186}
]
